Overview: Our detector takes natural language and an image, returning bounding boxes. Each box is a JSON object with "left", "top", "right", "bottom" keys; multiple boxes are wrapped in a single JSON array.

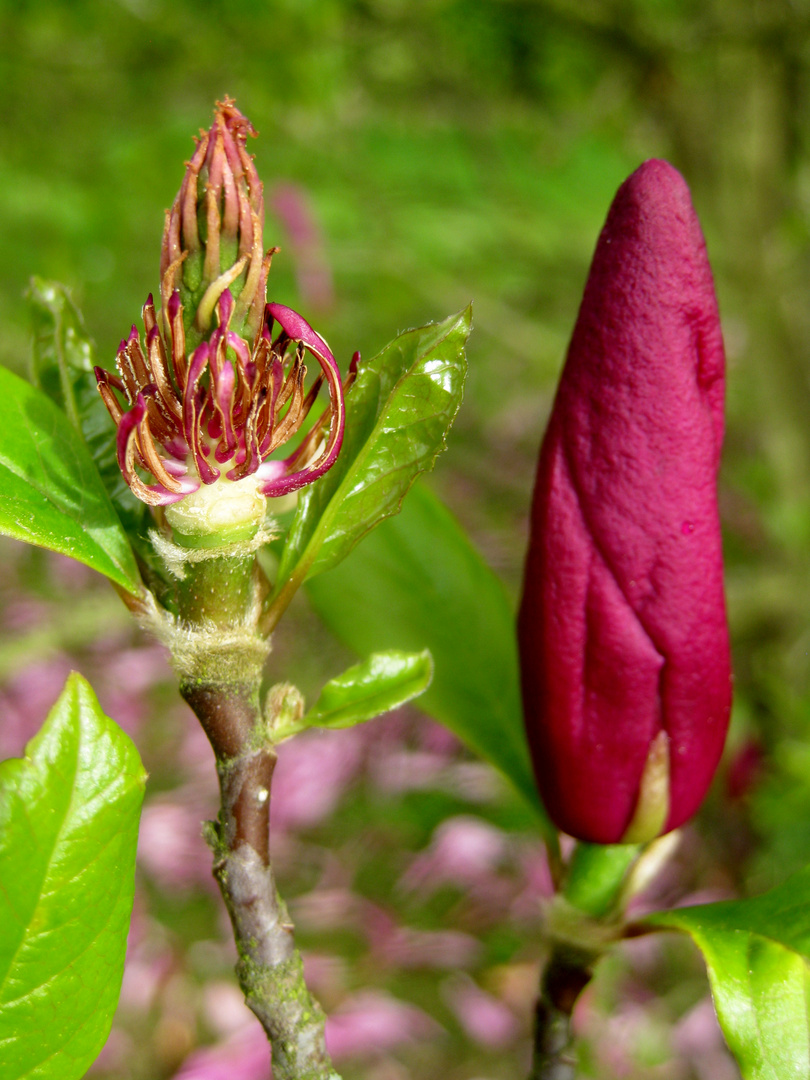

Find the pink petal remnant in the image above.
[
  {"left": 95, "top": 100, "right": 346, "bottom": 509},
  {"left": 517, "top": 159, "right": 731, "bottom": 844}
]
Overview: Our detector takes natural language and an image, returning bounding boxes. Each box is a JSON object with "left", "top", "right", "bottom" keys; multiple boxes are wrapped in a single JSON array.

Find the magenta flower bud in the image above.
[
  {"left": 95, "top": 100, "right": 346, "bottom": 529},
  {"left": 517, "top": 160, "right": 731, "bottom": 845}
]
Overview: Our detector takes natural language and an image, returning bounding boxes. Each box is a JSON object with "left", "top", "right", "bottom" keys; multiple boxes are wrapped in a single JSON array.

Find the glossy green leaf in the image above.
[
  {"left": 307, "top": 482, "right": 552, "bottom": 832},
  {"left": 27, "top": 277, "right": 150, "bottom": 538},
  {"left": 0, "top": 672, "right": 147, "bottom": 1080},
  {"left": 647, "top": 866, "right": 810, "bottom": 1078},
  {"left": 276, "top": 649, "right": 434, "bottom": 741},
  {"left": 0, "top": 366, "right": 141, "bottom": 593},
  {"left": 273, "top": 308, "right": 470, "bottom": 602}
]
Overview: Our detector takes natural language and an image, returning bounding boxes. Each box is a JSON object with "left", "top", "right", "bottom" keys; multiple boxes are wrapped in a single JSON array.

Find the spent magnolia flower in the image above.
[
  {"left": 95, "top": 99, "right": 344, "bottom": 535},
  {"left": 517, "top": 159, "right": 731, "bottom": 845}
]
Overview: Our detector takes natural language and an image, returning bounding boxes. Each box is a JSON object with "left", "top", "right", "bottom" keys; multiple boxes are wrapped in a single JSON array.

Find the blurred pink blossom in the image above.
[
  {"left": 137, "top": 789, "right": 218, "bottom": 893},
  {"left": 364, "top": 905, "right": 482, "bottom": 969},
  {"left": 270, "top": 182, "right": 334, "bottom": 312},
  {"left": 441, "top": 974, "right": 521, "bottom": 1049},
  {"left": 301, "top": 951, "right": 350, "bottom": 1000},
  {"left": 0, "top": 656, "right": 73, "bottom": 758},
  {"left": 3, "top": 597, "right": 50, "bottom": 632},
  {"left": 118, "top": 913, "right": 176, "bottom": 1016},
  {"left": 590, "top": 1000, "right": 659, "bottom": 1077},
  {"left": 510, "top": 845, "right": 555, "bottom": 922},
  {"left": 326, "top": 991, "right": 441, "bottom": 1059},
  {"left": 672, "top": 997, "right": 738, "bottom": 1080},
  {"left": 171, "top": 1022, "right": 269, "bottom": 1080},
  {"left": 92, "top": 687, "right": 146, "bottom": 738},
  {"left": 89, "top": 1027, "right": 136, "bottom": 1073},
  {"left": 119, "top": 955, "right": 173, "bottom": 1014},
  {"left": 417, "top": 718, "right": 462, "bottom": 755},
  {"left": 179, "top": 716, "right": 219, "bottom": 782},
  {"left": 173, "top": 992, "right": 440, "bottom": 1078},
  {"left": 400, "top": 815, "right": 508, "bottom": 893},
  {"left": 271, "top": 728, "right": 364, "bottom": 831},
  {"left": 439, "top": 762, "right": 505, "bottom": 804},
  {"left": 102, "top": 642, "right": 171, "bottom": 696},
  {"left": 84, "top": 640, "right": 171, "bottom": 736},
  {"left": 201, "top": 981, "right": 255, "bottom": 1039},
  {"left": 48, "top": 550, "right": 96, "bottom": 589},
  {"left": 617, "top": 934, "right": 667, "bottom": 980},
  {"left": 370, "top": 749, "right": 450, "bottom": 793},
  {"left": 292, "top": 887, "right": 363, "bottom": 932}
]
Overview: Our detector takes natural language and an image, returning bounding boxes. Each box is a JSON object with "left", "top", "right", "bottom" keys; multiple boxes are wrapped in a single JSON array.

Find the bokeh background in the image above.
[{"left": 2, "top": 1, "right": 810, "bottom": 1077}]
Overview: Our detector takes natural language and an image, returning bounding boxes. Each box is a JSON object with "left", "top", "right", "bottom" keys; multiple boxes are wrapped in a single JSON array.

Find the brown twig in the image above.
[
  {"left": 180, "top": 675, "right": 340, "bottom": 1080},
  {"left": 530, "top": 946, "right": 594, "bottom": 1080},
  {"left": 143, "top": 536, "right": 342, "bottom": 1080}
]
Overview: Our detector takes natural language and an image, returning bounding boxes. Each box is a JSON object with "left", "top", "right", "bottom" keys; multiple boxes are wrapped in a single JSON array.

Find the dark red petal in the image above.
[
  {"left": 261, "top": 303, "right": 346, "bottom": 491},
  {"left": 265, "top": 303, "right": 333, "bottom": 369}
]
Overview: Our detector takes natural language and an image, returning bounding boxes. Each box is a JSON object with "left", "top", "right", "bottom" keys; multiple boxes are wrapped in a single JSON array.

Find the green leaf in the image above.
[
  {"left": 307, "top": 482, "right": 553, "bottom": 833},
  {"left": 27, "top": 277, "right": 151, "bottom": 538},
  {"left": 647, "top": 866, "right": 810, "bottom": 1078},
  {"left": 276, "top": 649, "right": 434, "bottom": 741},
  {"left": 0, "top": 672, "right": 147, "bottom": 1080},
  {"left": 0, "top": 365, "right": 141, "bottom": 593},
  {"left": 273, "top": 308, "right": 471, "bottom": 603}
]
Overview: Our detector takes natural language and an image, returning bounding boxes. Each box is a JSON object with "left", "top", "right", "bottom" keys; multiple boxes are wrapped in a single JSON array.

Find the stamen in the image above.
[
  {"left": 116, "top": 339, "right": 142, "bottom": 406},
  {"left": 268, "top": 363, "right": 306, "bottom": 452},
  {"left": 142, "top": 294, "right": 158, "bottom": 337},
  {"left": 168, "top": 289, "right": 188, "bottom": 387},
  {"left": 95, "top": 367, "right": 126, "bottom": 426},
  {"left": 127, "top": 326, "right": 151, "bottom": 386},
  {"left": 183, "top": 343, "right": 220, "bottom": 484},
  {"left": 227, "top": 389, "right": 262, "bottom": 481},
  {"left": 117, "top": 395, "right": 187, "bottom": 506},
  {"left": 203, "top": 135, "right": 224, "bottom": 282},
  {"left": 233, "top": 206, "right": 265, "bottom": 328},
  {"left": 217, "top": 288, "right": 235, "bottom": 329},
  {"left": 257, "top": 357, "right": 284, "bottom": 456},
  {"left": 136, "top": 396, "right": 183, "bottom": 493},
  {"left": 247, "top": 248, "right": 279, "bottom": 345},
  {"left": 272, "top": 355, "right": 301, "bottom": 422},
  {"left": 180, "top": 139, "right": 207, "bottom": 255},
  {"left": 259, "top": 302, "right": 346, "bottom": 494},
  {"left": 146, "top": 325, "right": 183, "bottom": 420}
]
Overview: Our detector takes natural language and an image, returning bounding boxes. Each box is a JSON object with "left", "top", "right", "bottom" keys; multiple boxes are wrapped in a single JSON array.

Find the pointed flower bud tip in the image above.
[
  {"left": 95, "top": 100, "right": 347, "bottom": 532},
  {"left": 517, "top": 159, "right": 732, "bottom": 845}
]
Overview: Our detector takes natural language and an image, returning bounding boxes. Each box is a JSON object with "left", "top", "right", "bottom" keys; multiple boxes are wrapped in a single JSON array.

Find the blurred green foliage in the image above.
[
  {"left": 5, "top": 0, "right": 810, "bottom": 1074},
  {"left": 4, "top": 0, "right": 810, "bottom": 886}
]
